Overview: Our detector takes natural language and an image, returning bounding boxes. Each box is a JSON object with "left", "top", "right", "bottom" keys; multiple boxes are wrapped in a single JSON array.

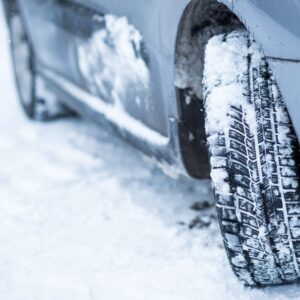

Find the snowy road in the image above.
[{"left": 1, "top": 4, "right": 300, "bottom": 300}]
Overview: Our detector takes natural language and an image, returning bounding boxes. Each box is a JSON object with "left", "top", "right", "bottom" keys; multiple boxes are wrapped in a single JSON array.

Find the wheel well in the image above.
[{"left": 175, "top": 0, "right": 244, "bottom": 179}]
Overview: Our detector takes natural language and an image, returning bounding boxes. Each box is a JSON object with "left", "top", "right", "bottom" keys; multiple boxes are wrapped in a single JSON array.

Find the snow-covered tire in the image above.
[
  {"left": 203, "top": 31, "right": 300, "bottom": 286},
  {"left": 6, "top": 2, "right": 72, "bottom": 120}
]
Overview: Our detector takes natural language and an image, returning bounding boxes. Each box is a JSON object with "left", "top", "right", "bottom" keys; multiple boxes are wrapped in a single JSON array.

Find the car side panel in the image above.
[
  {"left": 73, "top": 0, "right": 169, "bottom": 136},
  {"left": 221, "top": 0, "right": 300, "bottom": 61},
  {"left": 18, "top": 0, "right": 169, "bottom": 136},
  {"left": 18, "top": 1, "right": 87, "bottom": 90},
  {"left": 13, "top": 0, "right": 300, "bottom": 175},
  {"left": 267, "top": 59, "right": 300, "bottom": 140}
]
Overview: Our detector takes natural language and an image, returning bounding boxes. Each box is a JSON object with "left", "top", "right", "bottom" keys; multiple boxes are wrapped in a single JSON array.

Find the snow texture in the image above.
[
  {"left": 204, "top": 31, "right": 300, "bottom": 285},
  {"left": 204, "top": 32, "right": 262, "bottom": 195},
  {"left": 0, "top": 4, "right": 300, "bottom": 300},
  {"left": 204, "top": 31, "right": 298, "bottom": 199},
  {"left": 78, "top": 15, "right": 149, "bottom": 107}
]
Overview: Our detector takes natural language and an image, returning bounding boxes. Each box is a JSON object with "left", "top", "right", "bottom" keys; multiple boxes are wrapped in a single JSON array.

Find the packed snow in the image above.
[
  {"left": 1, "top": 4, "right": 300, "bottom": 300},
  {"left": 203, "top": 31, "right": 259, "bottom": 196},
  {"left": 78, "top": 14, "right": 149, "bottom": 107},
  {"left": 75, "top": 14, "right": 166, "bottom": 142}
]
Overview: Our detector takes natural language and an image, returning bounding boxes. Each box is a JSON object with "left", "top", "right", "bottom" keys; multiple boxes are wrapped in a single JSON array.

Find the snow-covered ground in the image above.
[{"left": 0, "top": 5, "right": 300, "bottom": 300}]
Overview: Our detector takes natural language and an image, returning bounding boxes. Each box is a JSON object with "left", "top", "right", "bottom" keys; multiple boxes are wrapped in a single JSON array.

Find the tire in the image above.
[
  {"left": 5, "top": 2, "right": 72, "bottom": 120},
  {"left": 203, "top": 31, "right": 300, "bottom": 286}
]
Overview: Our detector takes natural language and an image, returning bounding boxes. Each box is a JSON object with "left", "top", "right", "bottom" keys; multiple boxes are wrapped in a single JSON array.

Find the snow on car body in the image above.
[{"left": 2, "top": 0, "right": 300, "bottom": 286}]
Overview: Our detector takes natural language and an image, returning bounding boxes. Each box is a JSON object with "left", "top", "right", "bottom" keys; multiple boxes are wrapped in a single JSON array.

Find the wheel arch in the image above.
[
  {"left": 174, "top": 0, "right": 244, "bottom": 179},
  {"left": 219, "top": 0, "right": 300, "bottom": 140},
  {"left": 174, "top": 0, "right": 300, "bottom": 180}
]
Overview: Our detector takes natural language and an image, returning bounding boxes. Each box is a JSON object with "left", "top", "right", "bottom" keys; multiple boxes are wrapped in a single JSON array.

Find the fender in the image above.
[
  {"left": 220, "top": 0, "right": 300, "bottom": 138},
  {"left": 161, "top": 0, "right": 300, "bottom": 177},
  {"left": 161, "top": 0, "right": 243, "bottom": 178},
  {"left": 220, "top": 0, "right": 300, "bottom": 61}
]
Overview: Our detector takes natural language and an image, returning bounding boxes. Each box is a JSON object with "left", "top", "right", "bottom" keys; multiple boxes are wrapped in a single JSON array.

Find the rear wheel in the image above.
[
  {"left": 204, "top": 31, "right": 300, "bottom": 286},
  {"left": 6, "top": 2, "right": 72, "bottom": 120}
]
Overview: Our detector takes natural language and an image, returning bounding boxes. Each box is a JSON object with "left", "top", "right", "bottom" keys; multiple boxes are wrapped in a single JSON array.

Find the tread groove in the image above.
[{"left": 204, "top": 31, "right": 300, "bottom": 285}]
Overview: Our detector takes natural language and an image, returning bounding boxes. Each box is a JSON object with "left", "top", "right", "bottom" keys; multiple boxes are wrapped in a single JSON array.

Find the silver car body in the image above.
[{"left": 5, "top": 0, "right": 300, "bottom": 178}]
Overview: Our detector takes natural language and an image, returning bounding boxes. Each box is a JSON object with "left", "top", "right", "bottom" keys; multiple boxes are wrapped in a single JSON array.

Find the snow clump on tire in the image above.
[{"left": 203, "top": 31, "right": 300, "bottom": 286}]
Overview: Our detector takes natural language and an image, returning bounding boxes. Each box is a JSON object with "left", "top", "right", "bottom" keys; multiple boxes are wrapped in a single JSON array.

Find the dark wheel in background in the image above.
[
  {"left": 204, "top": 31, "right": 300, "bottom": 286},
  {"left": 4, "top": 0, "right": 72, "bottom": 120}
]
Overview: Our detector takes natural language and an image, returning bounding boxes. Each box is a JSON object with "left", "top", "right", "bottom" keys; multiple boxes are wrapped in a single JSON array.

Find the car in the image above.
[{"left": 2, "top": 0, "right": 300, "bottom": 286}]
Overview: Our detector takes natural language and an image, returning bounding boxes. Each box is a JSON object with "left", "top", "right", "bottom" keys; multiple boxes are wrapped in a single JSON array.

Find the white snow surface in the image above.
[{"left": 1, "top": 5, "right": 300, "bottom": 300}]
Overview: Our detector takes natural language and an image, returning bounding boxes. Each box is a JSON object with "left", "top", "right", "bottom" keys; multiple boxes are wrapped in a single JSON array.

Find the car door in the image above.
[{"left": 18, "top": 0, "right": 169, "bottom": 137}]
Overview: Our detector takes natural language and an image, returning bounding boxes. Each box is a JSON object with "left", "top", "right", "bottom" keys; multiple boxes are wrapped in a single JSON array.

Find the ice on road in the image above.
[{"left": 0, "top": 4, "right": 300, "bottom": 300}]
